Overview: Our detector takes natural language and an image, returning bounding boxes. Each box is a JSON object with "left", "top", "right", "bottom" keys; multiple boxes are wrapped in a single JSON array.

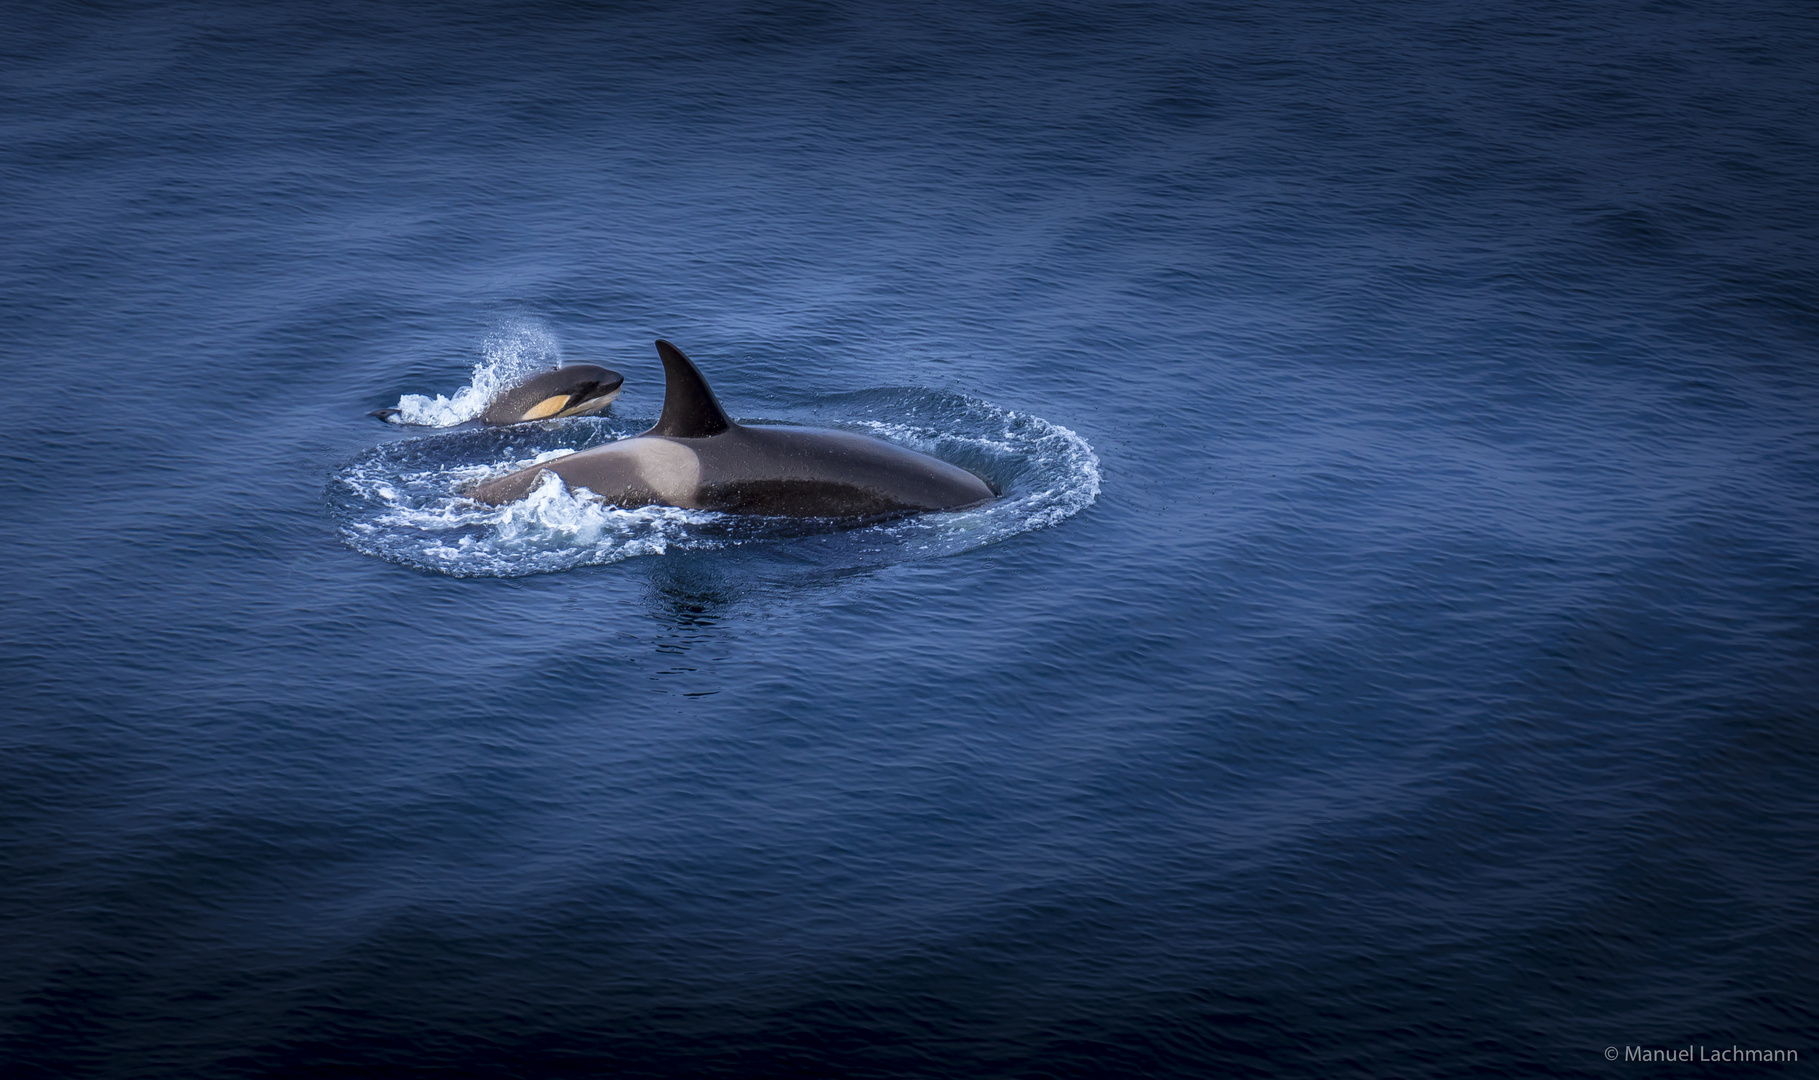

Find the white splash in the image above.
[
  {"left": 336, "top": 447, "right": 719, "bottom": 577},
  {"left": 383, "top": 322, "right": 564, "bottom": 427}
]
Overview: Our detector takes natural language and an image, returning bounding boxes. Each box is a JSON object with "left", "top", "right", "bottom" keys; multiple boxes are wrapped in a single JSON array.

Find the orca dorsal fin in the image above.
[{"left": 647, "top": 340, "right": 734, "bottom": 438}]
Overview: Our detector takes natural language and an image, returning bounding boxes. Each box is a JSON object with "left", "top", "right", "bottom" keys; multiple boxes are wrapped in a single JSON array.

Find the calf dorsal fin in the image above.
[{"left": 647, "top": 340, "right": 734, "bottom": 438}]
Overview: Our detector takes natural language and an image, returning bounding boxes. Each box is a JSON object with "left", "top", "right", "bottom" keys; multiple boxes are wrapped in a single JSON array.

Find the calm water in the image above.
[{"left": 3, "top": 2, "right": 1816, "bottom": 1076}]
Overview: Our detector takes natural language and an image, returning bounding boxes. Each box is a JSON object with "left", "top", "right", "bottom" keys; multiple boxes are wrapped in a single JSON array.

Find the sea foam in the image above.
[{"left": 382, "top": 322, "right": 565, "bottom": 427}]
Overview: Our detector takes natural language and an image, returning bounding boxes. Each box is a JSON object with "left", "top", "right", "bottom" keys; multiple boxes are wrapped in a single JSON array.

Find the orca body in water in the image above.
[
  {"left": 467, "top": 341, "right": 996, "bottom": 517},
  {"left": 479, "top": 364, "right": 624, "bottom": 424},
  {"left": 373, "top": 364, "right": 624, "bottom": 425}
]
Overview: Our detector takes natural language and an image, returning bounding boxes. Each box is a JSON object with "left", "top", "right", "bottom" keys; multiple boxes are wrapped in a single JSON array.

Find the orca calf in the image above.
[
  {"left": 468, "top": 341, "right": 997, "bottom": 517},
  {"left": 373, "top": 364, "right": 624, "bottom": 425},
  {"left": 480, "top": 363, "right": 624, "bottom": 424}
]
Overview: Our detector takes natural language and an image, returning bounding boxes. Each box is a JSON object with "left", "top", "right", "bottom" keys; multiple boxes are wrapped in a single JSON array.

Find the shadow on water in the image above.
[
  {"left": 633, "top": 552, "right": 904, "bottom": 698},
  {"left": 645, "top": 554, "right": 737, "bottom": 631},
  {"left": 638, "top": 555, "right": 739, "bottom": 698}
]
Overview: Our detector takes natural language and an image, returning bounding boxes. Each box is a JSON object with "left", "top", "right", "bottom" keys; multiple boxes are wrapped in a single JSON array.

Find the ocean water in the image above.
[{"left": 3, "top": 2, "right": 1816, "bottom": 1077}]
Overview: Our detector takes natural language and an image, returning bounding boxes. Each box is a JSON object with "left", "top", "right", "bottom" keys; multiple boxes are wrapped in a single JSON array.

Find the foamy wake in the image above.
[
  {"left": 382, "top": 322, "right": 564, "bottom": 427},
  {"left": 336, "top": 445, "right": 719, "bottom": 577},
  {"left": 331, "top": 391, "right": 1100, "bottom": 578}
]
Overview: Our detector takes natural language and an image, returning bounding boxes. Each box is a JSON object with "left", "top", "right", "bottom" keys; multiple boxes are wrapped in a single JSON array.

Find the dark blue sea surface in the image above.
[{"left": 3, "top": 2, "right": 1816, "bottom": 1076}]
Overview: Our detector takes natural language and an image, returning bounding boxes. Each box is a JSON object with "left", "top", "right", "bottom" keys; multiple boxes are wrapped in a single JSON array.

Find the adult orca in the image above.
[
  {"left": 372, "top": 364, "right": 624, "bottom": 425},
  {"left": 467, "top": 341, "right": 997, "bottom": 517}
]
